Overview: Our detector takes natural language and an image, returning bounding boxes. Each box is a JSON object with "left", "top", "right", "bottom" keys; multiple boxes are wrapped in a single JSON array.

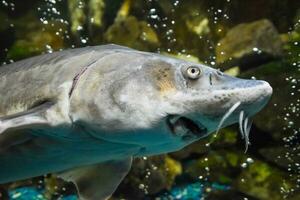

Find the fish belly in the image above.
[{"left": 0, "top": 129, "right": 140, "bottom": 184}]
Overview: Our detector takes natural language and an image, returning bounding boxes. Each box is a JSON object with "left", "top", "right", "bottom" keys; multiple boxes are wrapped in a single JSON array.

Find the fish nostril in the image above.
[
  {"left": 209, "top": 73, "right": 213, "bottom": 86},
  {"left": 216, "top": 70, "right": 223, "bottom": 76}
]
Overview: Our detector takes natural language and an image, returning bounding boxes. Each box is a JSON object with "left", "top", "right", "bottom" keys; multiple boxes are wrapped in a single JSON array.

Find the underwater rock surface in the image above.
[{"left": 216, "top": 19, "right": 283, "bottom": 70}]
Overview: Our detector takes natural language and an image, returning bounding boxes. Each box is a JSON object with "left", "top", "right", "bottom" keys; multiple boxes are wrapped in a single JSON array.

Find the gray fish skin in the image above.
[
  {"left": 0, "top": 44, "right": 272, "bottom": 188},
  {"left": 0, "top": 45, "right": 141, "bottom": 182},
  {"left": 0, "top": 45, "right": 130, "bottom": 117}
]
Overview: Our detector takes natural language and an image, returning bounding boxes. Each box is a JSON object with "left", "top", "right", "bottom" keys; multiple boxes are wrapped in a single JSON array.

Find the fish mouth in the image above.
[{"left": 166, "top": 115, "right": 208, "bottom": 141}]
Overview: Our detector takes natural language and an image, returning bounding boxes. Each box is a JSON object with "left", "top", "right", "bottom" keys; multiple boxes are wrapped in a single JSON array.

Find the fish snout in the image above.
[
  {"left": 235, "top": 79, "right": 273, "bottom": 117},
  {"left": 208, "top": 74, "right": 273, "bottom": 118},
  {"left": 202, "top": 78, "right": 273, "bottom": 134},
  {"left": 258, "top": 80, "right": 273, "bottom": 98}
]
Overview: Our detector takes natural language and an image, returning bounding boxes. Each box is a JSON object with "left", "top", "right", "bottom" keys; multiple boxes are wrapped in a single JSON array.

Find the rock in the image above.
[
  {"left": 44, "top": 175, "right": 60, "bottom": 199},
  {"left": 104, "top": 16, "right": 160, "bottom": 51},
  {"left": 166, "top": 1, "right": 215, "bottom": 61},
  {"left": 115, "top": 155, "right": 182, "bottom": 199},
  {"left": 158, "top": 181, "right": 246, "bottom": 200},
  {"left": 130, "top": 1, "right": 215, "bottom": 61},
  {"left": 210, "top": 128, "right": 238, "bottom": 148},
  {"left": 68, "top": 0, "right": 106, "bottom": 43},
  {"left": 185, "top": 15, "right": 210, "bottom": 37},
  {"left": 7, "top": 28, "right": 64, "bottom": 60},
  {"left": 170, "top": 139, "right": 209, "bottom": 160},
  {"left": 224, "top": 66, "right": 240, "bottom": 76},
  {"left": 185, "top": 150, "right": 247, "bottom": 184},
  {"left": 238, "top": 26, "right": 300, "bottom": 142},
  {"left": 216, "top": 19, "right": 283, "bottom": 70},
  {"left": 294, "top": 9, "right": 300, "bottom": 25},
  {"left": 161, "top": 52, "right": 201, "bottom": 63},
  {"left": 206, "top": 189, "right": 255, "bottom": 200},
  {"left": 68, "top": 0, "right": 87, "bottom": 34},
  {"left": 170, "top": 128, "right": 238, "bottom": 160},
  {"left": 44, "top": 175, "right": 76, "bottom": 199},
  {"left": 259, "top": 146, "right": 300, "bottom": 173},
  {"left": 115, "top": 0, "right": 131, "bottom": 20},
  {"left": 0, "top": 12, "right": 10, "bottom": 32},
  {"left": 0, "top": 186, "right": 8, "bottom": 200},
  {"left": 239, "top": 55, "right": 300, "bottom": 142},
  {"left": 288, "top": 192, "right": 300, "bottom": 200},
  {"left": 9, "top": 187, "right": 48, "bottom": 200},
  {"left": 159, "top": 181, "right": 203, "bottom": 200},
  {"left": 234, "top": 160, "right": 294, "bottom": 200},
  {"left": 6, "top": 13, "right": 66, "bottom": 61},
  {"left": 0, "top": 12, "right": 14, "bottom": 63},
  {"left": 156, "top": 0, "right": 174, "bottom": 15},
  {"left": 88, "top": 0, "right": 105, "bottom": 27}
]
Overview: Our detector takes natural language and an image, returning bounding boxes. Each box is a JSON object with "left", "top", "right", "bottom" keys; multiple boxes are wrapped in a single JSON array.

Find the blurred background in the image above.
[{"left": 0, "top": 0, "right": 299, "bottom": 199}]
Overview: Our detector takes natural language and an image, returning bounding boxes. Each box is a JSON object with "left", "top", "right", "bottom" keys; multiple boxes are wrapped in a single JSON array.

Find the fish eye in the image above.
[{"left": 186, "top": 66, "right": 202, "bottom": 80}]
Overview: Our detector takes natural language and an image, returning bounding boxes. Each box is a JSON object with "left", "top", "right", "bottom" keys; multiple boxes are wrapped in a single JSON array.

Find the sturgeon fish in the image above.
[{"left": 0, "top": 44, "right": 272, "bottom": 199}]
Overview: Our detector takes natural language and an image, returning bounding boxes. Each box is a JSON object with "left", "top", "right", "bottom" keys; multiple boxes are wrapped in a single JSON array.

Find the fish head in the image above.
[
  {"left": 116, "top": 53, "right": 271, "bottom": 145},
  {"left": 78, "top": 51, "right": 272, "bottom": 154},
  {"left": 163, "top": 62, "right": 273, "bottom": 136}
]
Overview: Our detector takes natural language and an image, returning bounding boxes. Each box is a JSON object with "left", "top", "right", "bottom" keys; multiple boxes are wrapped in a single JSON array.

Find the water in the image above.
[
  {"left": 8, "top": 182, "right": 229, "bottom": 200},
  {"left": 0, "top": 0, "right": 299, "bottom": 199},
  {"left": 9, "top": 187, "right": 76, "bottom": 200}
]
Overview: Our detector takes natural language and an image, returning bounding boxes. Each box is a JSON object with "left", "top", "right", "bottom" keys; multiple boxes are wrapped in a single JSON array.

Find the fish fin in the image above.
[
  {"left": 0, "top": 101, "right": 55, "bottom": 134},
  {"left": 57, "top": 158, "right": 132, "bottom": 200}
]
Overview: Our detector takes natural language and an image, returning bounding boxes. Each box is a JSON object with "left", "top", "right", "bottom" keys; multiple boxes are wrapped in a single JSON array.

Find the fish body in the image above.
[{"left": 0, "top": 44, "right": 272, "bottom": 200}]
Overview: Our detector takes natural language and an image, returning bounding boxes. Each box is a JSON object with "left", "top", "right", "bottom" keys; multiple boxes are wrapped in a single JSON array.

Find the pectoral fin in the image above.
[
  {"left": 0, "top": 101, "right": 54, "bottom": 134},
  {"left": 58, "top": 158, "right": 132, "bottom": 200}
]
